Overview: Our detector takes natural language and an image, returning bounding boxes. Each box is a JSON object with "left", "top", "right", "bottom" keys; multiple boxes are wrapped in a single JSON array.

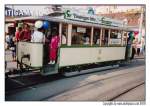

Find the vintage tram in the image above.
[{"left": 15, "top": 10, "right": 135, "bottom": 75}]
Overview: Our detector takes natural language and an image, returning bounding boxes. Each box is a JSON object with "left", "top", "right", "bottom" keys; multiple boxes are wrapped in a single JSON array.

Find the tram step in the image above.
[{"left": 64, "top": 64, "right": 119, "bottom": 77}]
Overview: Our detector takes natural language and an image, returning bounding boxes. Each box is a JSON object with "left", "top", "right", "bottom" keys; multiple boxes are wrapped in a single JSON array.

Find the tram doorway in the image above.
[{"left": 43, "top": 22, "right": 59, "bottom": 65}]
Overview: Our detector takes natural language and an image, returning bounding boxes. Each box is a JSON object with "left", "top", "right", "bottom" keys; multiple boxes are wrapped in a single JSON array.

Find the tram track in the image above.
[
  {"left": 44, "top": 68, "right": 145, "bottom": 101},
  {"left": 5, "top": 62, "right": 143, "bottom": 95},
  {"left": 6, "top": 66, "right": 143, "bottom": 100},
  {"left": 110, "top": 83, "right": 145, "bottom": 101}
]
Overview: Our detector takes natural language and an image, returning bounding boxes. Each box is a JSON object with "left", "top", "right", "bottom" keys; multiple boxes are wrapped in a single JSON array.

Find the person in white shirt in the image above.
[
  {"left": 84, "top": 37, "right": 90, "bottom": 45},
  {"left": 31, "top": 28, "right": 45, "bottom": 43}
]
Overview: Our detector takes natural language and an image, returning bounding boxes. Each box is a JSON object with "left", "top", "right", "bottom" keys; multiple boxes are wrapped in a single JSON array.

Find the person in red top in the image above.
[
  {"left": 19, "top": 24, "right": 31, "bottom": 41},
  {"left": 15, "top": 27, "right": 22, "bottom": 42},
  {"left": 48, "top": 30, "right": 60, "bottom": 64}
]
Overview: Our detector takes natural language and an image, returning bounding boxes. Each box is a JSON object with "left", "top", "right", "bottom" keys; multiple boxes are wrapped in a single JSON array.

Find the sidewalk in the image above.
[{"left": 134, "top": 54, "right": 145, "bottom": 59}]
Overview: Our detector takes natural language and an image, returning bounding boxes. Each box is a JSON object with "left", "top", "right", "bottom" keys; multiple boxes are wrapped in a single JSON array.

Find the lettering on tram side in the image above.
[
  {"left": 100, "top": 17, "right": 112, "bottom": 26},
  {"left": 97, "top": 49, "right": 102, "bottom": 60},
  {"left": 64, "top": 9, "right": 124, "bottom": 27}
]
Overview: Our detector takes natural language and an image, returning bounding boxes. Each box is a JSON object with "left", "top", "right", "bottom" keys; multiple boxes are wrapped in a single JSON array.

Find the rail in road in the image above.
[
  {"left": 6, "top": 65, "right": 145, "bottom": 101},
  {"left": 5, "top": 58, "right": 145, "bottom": 93},
  {"left": 112, "top": 83, "right": 145, "bottom": 101},
  {"left": 47, "top": 67, "right": 145, "bottom": 101}
]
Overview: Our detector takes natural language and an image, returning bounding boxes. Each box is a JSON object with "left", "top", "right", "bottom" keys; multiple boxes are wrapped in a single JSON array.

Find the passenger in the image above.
[
  {"left": 96, "top": 39, "right": 100, "bottom": 44},
  {"left": 19, "top": 24, "right": 31, "bottom": 41},
  {"left": 93, "top": 32, "right": 99, "bottom": 44},
  {"left": 62, "top": 32, "right": 67, "bottom": 44},
  {"left": 15, "top": 27, "right": 22, "bottom": 42},
  {"left": 48, "top": 30, "right": 60, "bottom": 64},
  {"left": 84, "top": 37, "right": 90, "bottom": 45},
  {"left": 31, "top": 28, "right": 45, "bottom": 43}
]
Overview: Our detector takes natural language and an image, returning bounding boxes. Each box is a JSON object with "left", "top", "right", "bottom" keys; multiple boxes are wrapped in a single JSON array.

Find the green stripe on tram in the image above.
[{"left": 60, "top": 44, "right": 126, "bottom": 48}]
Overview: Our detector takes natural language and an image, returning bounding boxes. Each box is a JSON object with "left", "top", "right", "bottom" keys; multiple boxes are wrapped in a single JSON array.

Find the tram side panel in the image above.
[
  {"left": 17, "top": 42, "right": 43, "bottom": 68},
  {"left": 59, "top": 47, "right": 126, "bottom": 67}
]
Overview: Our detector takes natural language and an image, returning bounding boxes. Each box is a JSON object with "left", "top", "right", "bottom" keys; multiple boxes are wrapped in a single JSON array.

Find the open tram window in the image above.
[
  {"left": 123, "top": 31, "right": 128, "bottom": 45},
  {"left": 71, "top": 25, "right": 90, "bottom": 46},
  {"left": 101, "top": 29, "right": 109, "bottom": 46},
  {"left": 61, "top": 23, "right": 68, "bottom": 45},
  {"left": 83, "top": 27, "right": 91, "bottom": 45},
  {"left": 93, "top": 28, "right": 100, "bottom": 45},
  {"left": 109, "top": 29, "right": 122, "bottom": 45}
]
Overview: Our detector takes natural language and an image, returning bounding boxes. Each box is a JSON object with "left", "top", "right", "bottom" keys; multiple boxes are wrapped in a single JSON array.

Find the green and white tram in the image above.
[{"left": 15, "top": 10, "right": 134, "bottom": 75}]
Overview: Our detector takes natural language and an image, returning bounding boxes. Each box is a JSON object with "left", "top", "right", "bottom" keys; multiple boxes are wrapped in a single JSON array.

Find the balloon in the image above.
[
  {"left": 134, "top": 31, "right": 139, "bottom": 36},
  {"left": 128, "top": 31, "right": 133, "bottom": 36},
  {"left": 35, "top": 20, "right": 43, "bottom": 28},
  {"left": 43, "top": 21, "right": 49, "bottom": 29}
]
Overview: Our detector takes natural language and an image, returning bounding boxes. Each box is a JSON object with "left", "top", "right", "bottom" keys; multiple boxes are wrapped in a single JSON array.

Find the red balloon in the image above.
[{"left": 134, "top": 31, "right": 139, "bottom": 35}]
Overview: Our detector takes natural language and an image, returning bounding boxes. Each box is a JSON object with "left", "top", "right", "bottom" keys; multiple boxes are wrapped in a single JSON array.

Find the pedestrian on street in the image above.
[
  {"left": 136, "top": 42, "right": 141, "bottom": 56},
  {"left": 10, "top": 37, "right": 16, "bottom": 61},
  {"left": 131, "top": 39, "right": 136, "bottom": 60}
]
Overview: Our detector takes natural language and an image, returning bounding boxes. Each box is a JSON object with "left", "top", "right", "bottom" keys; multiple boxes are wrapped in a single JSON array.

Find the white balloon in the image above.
[{"left": 35, "top": 21, "right": 43, "bottom": 28}]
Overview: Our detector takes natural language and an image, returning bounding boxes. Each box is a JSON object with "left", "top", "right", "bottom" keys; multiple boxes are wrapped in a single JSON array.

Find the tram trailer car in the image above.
[{"left": 15, "top": 12, "right": 135, "bottom": 76}]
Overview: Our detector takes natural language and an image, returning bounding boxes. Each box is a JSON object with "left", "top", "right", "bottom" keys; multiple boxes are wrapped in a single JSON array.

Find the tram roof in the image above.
[{"left": 14, "top": 16, "right": 135, "bottom": 31}]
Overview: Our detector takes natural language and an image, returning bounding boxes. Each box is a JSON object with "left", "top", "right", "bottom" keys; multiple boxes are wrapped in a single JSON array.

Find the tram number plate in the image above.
[
  {"left": 98, "top": 49, "right": 101, "bottom": 54},
  {"left": 97, "top": 49, "right": 101, "bottom": 60},
  {"left": 97, "top": 57, "right": 101, "bottom": 60}
]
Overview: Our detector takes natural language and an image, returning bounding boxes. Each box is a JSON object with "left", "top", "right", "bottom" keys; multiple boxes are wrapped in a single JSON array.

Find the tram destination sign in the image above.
[{"left": 64, "top": 10, "right": 124, "bottom": 27}]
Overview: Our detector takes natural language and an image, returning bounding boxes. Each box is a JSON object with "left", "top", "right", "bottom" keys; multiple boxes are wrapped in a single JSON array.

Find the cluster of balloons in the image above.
[
  {"left": 35, "top": 20, "right": 49, "bottom": 29},
  {"left": 128, "top": 31, "right": 135, "bottom": 41}
]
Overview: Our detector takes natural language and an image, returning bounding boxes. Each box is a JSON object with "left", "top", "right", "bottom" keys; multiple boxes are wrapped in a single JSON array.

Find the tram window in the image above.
[
  {"left": 61, "top": 24, "right": 68, "bottom": 45},
  {"left": 103, "top": 29, "right": 108, "bottom": 46},
  {"left": 71, "top": 26, "right": 89, "bottom": 45},
  {"left": 110, "top": 29, "right": 122, "bottom": 45},
  {"left": 83, "top": 28, "right": 91, "bottom": 45},
  {"left": 110, "top": 30, "right": 117, "bottom": 39},
  {"left": 93, "top": 28, "right": 100, "bottom": 45},
  {"left": 123, "top": 32, "right": 128, "bottom": 45}
]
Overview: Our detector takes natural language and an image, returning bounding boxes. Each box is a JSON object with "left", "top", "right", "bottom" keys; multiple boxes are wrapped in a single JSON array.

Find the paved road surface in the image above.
[
  {"left": 47, "top": 67, "right": 145, "bottom": 101},
  {"left": 114, "top": 84, "right": 145, "bottom": 101},
  {"left": 6, "top": 65, "right": 145, "bottom": 101}
]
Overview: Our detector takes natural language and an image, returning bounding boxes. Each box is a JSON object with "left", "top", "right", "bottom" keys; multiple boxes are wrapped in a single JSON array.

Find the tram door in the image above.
[{"left": 42, "top": 22, "right": 59, "bottom": 75}]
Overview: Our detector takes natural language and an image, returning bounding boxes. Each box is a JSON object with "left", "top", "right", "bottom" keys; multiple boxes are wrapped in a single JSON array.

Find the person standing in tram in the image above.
[
  {"left": 48, "top": 30, "right": 60, "bottom": 64},
  {"left": 62, "top": 32, "right": 67, "bottom": 45},
  {"left": 19, "top": 24, "right": 31, "bottom": 41},
  {"left": 31, "top": 28, "right": 45, "bottom": 43},
  {"left": 84, "top": 37, "right": 90, "bottom": 45}
]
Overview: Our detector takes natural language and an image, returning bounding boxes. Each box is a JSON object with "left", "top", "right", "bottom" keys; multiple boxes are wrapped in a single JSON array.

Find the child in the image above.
[{"left": 48, "top": 31, "right": 60, "bottom": 64}]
